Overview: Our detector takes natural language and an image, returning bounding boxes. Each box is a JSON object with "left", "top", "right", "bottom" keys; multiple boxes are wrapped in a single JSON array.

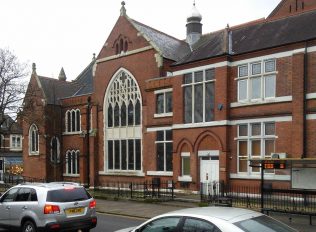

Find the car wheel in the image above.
[{"left": 22, "top": 220, "right": 37, "bottom": 232}]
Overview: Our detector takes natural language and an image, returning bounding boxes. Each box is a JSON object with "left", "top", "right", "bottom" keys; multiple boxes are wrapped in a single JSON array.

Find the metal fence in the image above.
[
  {"left": 94, "top": 180, "right": 175, "bottom": 201},
  {"left": 200, "top": 181, "right": 316, "bottom": 221}
]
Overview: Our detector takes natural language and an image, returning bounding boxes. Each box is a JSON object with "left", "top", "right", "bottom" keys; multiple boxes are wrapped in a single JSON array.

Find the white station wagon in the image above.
[{"left": 115, "top": 206, "right": 297, "bottom": 232}]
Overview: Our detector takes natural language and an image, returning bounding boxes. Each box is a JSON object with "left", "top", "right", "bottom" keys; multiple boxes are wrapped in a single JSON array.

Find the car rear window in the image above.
[
  {"left": 234, "top": 215, "right": 297, "bottom": 232},
  {"left": 46, "top": 187, "right": 92, "bottom": 202}
]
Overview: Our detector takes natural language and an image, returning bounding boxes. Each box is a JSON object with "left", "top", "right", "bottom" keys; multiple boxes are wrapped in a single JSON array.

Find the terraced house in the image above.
[{"left": 22, "top": 0, "right": 316, "bottom": 191}]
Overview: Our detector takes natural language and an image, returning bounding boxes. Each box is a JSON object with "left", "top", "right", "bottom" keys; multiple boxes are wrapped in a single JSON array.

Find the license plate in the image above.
[{"left": 65, "top": 207, "right": 84, "bottom": 215}]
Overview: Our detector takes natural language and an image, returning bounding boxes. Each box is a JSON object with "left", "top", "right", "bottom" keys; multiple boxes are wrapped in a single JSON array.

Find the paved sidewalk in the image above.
[{"left": 96, "top": 199, "right": 316, "bottom": 232}]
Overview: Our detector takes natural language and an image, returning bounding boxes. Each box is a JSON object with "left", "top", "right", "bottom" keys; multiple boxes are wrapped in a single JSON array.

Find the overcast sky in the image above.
[{"left": 1, "top": 0, "right": 281, "bottom": 80}]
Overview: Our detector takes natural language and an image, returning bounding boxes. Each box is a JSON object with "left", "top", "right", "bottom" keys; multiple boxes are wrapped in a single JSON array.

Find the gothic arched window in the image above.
[
  {"left": 50, "top": 136, "right": 60, "bottom": 164},
  {"left": 104, "top": 69, "right": 142, "bottom": 172},
  {"left": 65, "top": 150, "right": 79, "bottom": 175},
  {"left": 29, "top": 124, "right": 39, "bottom": 155},
  {"left": 65, "top": 109, "right": 81, "bottom": 132}
]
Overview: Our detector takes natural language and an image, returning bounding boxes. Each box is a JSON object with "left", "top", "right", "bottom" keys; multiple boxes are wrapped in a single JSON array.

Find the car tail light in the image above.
[
  {"left": 89, "top": 199, "right": 96, "bottom": 209},
  {"left": 91, "top": 217, "right": 97, "bottom": 224},
  {"left": 50, "top": 224, "right": 61, "bottom": 229},
  {"left": 44, "top": 204, "right": 60, "bottom": 214}
]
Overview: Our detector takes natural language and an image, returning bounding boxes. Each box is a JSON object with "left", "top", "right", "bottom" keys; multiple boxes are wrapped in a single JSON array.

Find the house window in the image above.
[
  {"left": 105, "top": 69, "right": 142, "bottom": 172},
  {"left": 107, "top": 139, "right": 141, "bottom": 171},
  {"left": 183, "top": 69, "right": 215, "bottom": 123},
  {"left": 115, "top": 38, "right": 129, "bottom": 54},
  {"left": 156, "top": 130, "right": 173, "bottom": 172},
  {"left": 65, "top": 109, "right": 81, "bottom": 132},
  {"left": 155, "top": 89, "right": 173, "bottom": 116},
  {"left": 29, "top": 124, "right": 39, "bottom": 155},
  {"left": 237, "top": 122, "right": 276, "bottom": 174},
  {"left": 181, "top": 152, "right": 190, "bottom": 176},
  {"left": 50, "top": 137, "right": 60, "bottom": 164},
  {"left": 237, "top": 59, "right": 276, "bottom": 102},
  {"left": 10, "top": 135, "right": 22, "bottom": 150},
  {"left": 65, "top": 150, "right": 79, "bottom": 175}
]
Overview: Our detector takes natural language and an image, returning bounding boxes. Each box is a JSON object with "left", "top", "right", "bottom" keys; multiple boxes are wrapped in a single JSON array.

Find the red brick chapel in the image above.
[{"left": 22, "top": 0, "right": 316, "bottom": 191}]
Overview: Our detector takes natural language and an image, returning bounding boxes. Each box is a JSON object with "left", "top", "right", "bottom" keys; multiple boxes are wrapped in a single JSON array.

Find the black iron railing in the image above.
[
  {"left": 94, "top": 180, "right": 175, "bottom": 200},
  {"left": 200, "top": 181, "right": 316, "bottom": 222}
]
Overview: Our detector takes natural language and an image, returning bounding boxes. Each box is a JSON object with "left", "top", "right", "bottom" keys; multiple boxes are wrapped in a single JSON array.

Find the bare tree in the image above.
[{"left": 0, "top": 48, "right": 28, "bottom": 128}]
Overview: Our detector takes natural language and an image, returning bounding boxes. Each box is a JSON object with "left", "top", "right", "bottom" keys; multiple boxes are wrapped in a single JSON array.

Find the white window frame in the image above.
[
  {"left": 155, "top": 130, "right": 173, "bottom": 172},
  {"left": 237, "top": 59, "right": 276, "bottom": 103},
  {"left": 154, "top": 88, "right": 173, "bottom": 118},
  {"left": 178, "top": 152, "right": 192, "bottom": 182},
  {"left": 10, "top": 134, "right": 22, "bottom": 151},
  {"left": 29, "top": 124, "right": 39, "bottom": 155},
  {"left": 237, "top": 122, "right": 276, "bottom": 175},
  {"left": 182, "top": 68, "right": 216, "bottom": 124},
  {"left": 65, "top": 150, "right": 80, "bottom": 175},
  {"left": 104, "top": 68, "right": 143, "bottom": 174},
  {"left": 65, "top": 109, "right": 81, "bottom": 134}
]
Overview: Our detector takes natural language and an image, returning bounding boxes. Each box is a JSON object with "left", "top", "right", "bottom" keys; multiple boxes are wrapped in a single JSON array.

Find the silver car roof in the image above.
[
  {"left": 163, "top": 206, "right": 262, "bottom": 221},
  {"left": 15, "top": 182, "right": 81, "bottom": 190}
]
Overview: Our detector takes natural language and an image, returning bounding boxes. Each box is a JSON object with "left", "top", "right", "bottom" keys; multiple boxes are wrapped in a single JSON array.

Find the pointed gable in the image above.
[
  {"left": 97, "top": 15, "right": 150, "bottom": 59},
  {"left": 129, "top": 19, "right": 190, "bottom": 61},
  {"left": 97, "top": 11, "right": 190, "bottom": 62},
  {"left": 268, "top": 0, "right": 316, "bottom": 19}
]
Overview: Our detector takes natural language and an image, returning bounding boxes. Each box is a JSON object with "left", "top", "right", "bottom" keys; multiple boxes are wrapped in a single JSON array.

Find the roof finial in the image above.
[
  {"left": 92, "top": 53, "right": 96, "bottom": 61},
  {"left": 32, "top": 63, "right": 37, "bottom": 75},
  {"left": 58, "top": 67, "right": 67, "bottom": 81},
  {"left": 193, "top": 0, "right": 196, "bottom": 6},
  {"left": 120, "top": 1, "right": 126, "bottom": 16}
]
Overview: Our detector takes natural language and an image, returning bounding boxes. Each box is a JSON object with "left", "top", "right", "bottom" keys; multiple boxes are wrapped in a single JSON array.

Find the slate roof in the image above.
[
  {"left": 174, "top": 30, "right": 227, "bottom": 65},
  {"left": 174, "top": 10, "right": 316, "bottom": 65},
  {"left": 129, "top": 19, "right": 191, "bottom": 62},
  {"left": 37, "top": 60, "right": 95, "bottom": 105},
  {"left": 232, "top": 10, "right": 316, "bottom": 54}
]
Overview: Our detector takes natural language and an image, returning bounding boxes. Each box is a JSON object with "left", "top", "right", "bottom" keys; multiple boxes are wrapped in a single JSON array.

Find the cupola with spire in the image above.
[
  {"left": 186, "top": 1, "right": 202, "bottom": 46},
  {"left": 58, "top": 67, "right": 67, "bottom": 81}
]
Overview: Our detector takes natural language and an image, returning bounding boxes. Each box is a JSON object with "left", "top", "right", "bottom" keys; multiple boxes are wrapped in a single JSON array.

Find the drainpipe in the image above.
[
  {"left": 86, "top": 96, "right": 91, "bottom": 187},
  {"left": 303, "top": 42, "right": 308, "bottom": 158}
]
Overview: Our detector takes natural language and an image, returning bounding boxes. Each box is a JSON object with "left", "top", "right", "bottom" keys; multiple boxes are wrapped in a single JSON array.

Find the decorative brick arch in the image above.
[
  {"left": 193, "top": 130, "right": 223, "bottom": 155},
  {"left": 175, "top": 138, "right": 194, "bottom": 154}
]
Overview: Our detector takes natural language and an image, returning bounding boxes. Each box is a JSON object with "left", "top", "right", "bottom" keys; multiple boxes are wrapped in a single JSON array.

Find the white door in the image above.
[
  {"left": 200, "top": 158, "right": 219, "bottom": 183},
  {"left": 200, "top": 157, "right": 219, "bottom": 195}
]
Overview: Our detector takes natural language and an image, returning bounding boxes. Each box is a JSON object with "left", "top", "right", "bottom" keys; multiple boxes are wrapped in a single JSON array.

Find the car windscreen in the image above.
[
  {"left": 234, "top": 215, "right": 297, "bottom": 232},
  {"left": 46, "top": 187, "right": 92, "bottom": 202}
]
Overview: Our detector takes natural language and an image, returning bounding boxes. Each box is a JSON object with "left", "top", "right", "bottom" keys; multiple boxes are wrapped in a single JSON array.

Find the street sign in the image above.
[{"left": 263, "top": 160, "right": 286, "bottom": 169}]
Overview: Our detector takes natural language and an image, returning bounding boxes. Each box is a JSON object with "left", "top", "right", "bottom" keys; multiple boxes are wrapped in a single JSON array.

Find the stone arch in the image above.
[
  {"left": 175, "top": 138, "right": 194, "bottom": 154},
  {"left": 194, "top": 130, "right": 223, "bottom": 154},
  {"left": 103, "top": 67, "right": 142, "bottom": 173}
]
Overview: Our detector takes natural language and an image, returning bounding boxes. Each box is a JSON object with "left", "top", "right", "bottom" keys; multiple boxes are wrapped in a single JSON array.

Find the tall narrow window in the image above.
[
  {"left": 76, "top": 110, "right": 80, "bottom": 131},
  {"left": 0, "top": 134, "right": 4, "bottom": 148},
  {"left": 65, "top": 109, "right": 81, "bottom": 132},
  {"left": 65, "top": 150, "right": 79, "bottom": 175},
  {"left": 183, "top": 69, "right": 215, "bottom": 123},
  {"left": 156, "top": 130, "right": 173, "bottom": 172},
  {"left": 66, "top": 111, "right": 71, "bottom": 132},
  {"left": 105, "top": 69, "right": 142, "bottom": 172},
  {"left": 50, "top": 137, "right": 60, "bottom": 164},
  {"left": 29, "top": 124, "right": 39, "bottom": 155}
]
